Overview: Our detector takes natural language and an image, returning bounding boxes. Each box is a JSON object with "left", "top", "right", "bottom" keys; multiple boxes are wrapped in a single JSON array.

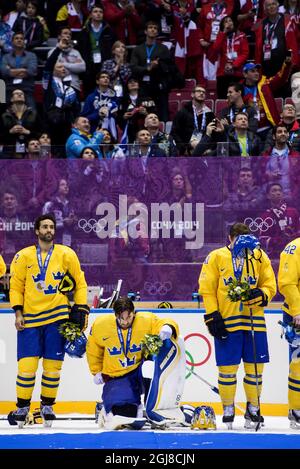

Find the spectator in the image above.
[
  {"left": 136, "top": 0, "right": 173, "bottom": 43},
  {"left": 42, "top": 178, "right": 77, "bottom": 246},
  {"left": 241, "top": 57, "right": 292, "bottom": 141},
  {"left": 81, "top": 71, "right": 118, "bottom": 136},
  {"left": 56, "top": 0, "right": 89, "bottom": 41},
  {"left": 98, "top": 128, "right": 126, "bottom": 160},
  {"left": 0, "top": 89, "right": 41, "bottom": 157},
  {"left": 259, "top": 182, "right": 300, "bottom": 258},
  {"left": 25, "top": 137, "right": 41, "bottom": 159},
  {"left": 0, "top": 189, "right": 32, "bottom": 262},
  {"left": 43, "top": 38, "right": 81, "bottom": 146},
  {"left": 67, "top": 146, "right": 106, "bottom": 212},
  {"left": 171, "top": 85, "right": 215, "bottom": 155},
  {"left": 13, "top": 0, "right": 45, "bottom": 50},
  {"left": 108, "top": 195, "right": 150, "bottom": 266},
  {"left": 261, "top": 124, "right": 300, "bottom": 198},
  {"left": 219, "top": 83, "right": 258, "bottom": 133},
  {"left": 38, "top": 132, "right": 52, "bottom": 159},
  {"left": 144, "top": 112, "right": 178, "bottom": 156},
  {"left": 253, "top": 0, "right": 299, "bottom": 80},
  {"left": 3, "top": 0, "right": 26, "bottom": 30},
  {"left": 279, "top": 0, "right": 300, "bottom": 16},
  {"left": 193, "top": 112, "right": 261, "bottom": 158},
  {"left": 1, "top": 32, "right": 38, "bottom": 109},
  {"left": 226, "top": 112, "right": 261, "bottom": 157},
  {"left": 101, "top": 40, "right": 132, "bottom": 98},
  {"left": 0, "top": 8, "right": 13, "bottom": 66},
  {"left": 77, "top": 4, "right": 116, "bottom": 95},
  {"left": 130, "top": 20, "right": 173, "bottom": 122},
  {"left": 236, "top": 0, "right": 263, "bottom": 58},
  {"left": 264, "top": 103, "right": 300, "bottom": 152},
  {"left": 209, "top": 16, "right": 249, "bottom": 98},
  {"left": 171, "top": 0, "right": 197, "bottom": 79},
  {"left": 291, "top": 73, "right": 300, "bottom": 120},
  {"left": 103, "top": 0, "right": 142, "bottom": 46},
  {"left": 118, "top": 77, "right": 156, "bottom": 143},
  {"left": 48, "top": 27, "right": 86, "bottom": 97},
  {"left": 189, "top": 0, "right": 233, "bottom": 84},
  {"left": 131, "top": 128, "right": 167, "bottom": 158},
  {"left": 65, "top": 116, "right": 104, "bottom": 159},
  {"left": 223, "top": 167, "right": 265, "bottom": 227}
]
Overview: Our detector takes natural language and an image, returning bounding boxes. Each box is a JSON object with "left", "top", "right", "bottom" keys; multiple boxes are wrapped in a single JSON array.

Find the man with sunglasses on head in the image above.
[{"left": 86, "top": 297, "right": 184, "bottom": 430}]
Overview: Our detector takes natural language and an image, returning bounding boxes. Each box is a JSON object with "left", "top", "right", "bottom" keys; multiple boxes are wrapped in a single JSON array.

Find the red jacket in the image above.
[
  {"left": 242, "top": 61, "right": 292, "bottom": 127},
  {"left": 210, "top": 30, "right": 249, "bottom": 77},
  {"left": 254, "top": 13, "right": 299, "bottom": 69},
  {"left": 103, "top": 0, "right": 142, "bottom": 45},
  {"left": 236, "top": 0, "right": 264, "bottom": 32},
  {"left": 188, "top": 1, "right": 233, "bottom": 57}
]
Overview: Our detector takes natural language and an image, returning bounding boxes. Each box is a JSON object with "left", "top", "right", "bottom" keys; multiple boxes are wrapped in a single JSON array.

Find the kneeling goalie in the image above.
[{"left": 86, "top": 297, "right": 187, "bottom": 430}]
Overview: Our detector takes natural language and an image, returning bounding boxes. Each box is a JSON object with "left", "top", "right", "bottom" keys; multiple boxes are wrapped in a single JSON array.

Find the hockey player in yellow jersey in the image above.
[
  {"left": 8, "top": 213, "right": 89, "bottom": 428},
  {"left": 278, "top": 237, "right": 300, "bottom": 428},
  {"left": 87, "top": 297, "right": 181, "bottom": 429},
  {"left": 199, "top": 223, "right": 276, "bottom": 429},
  {"left": 0, "top": 254, "right": 6, "bottom": 279}
]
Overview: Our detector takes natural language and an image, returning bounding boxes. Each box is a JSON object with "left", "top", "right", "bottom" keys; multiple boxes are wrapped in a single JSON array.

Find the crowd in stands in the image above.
[
  {"left": 0, "top": 0, "right": 299, "bottom": 157},
  {"left": 0, "top": 0, "right": 300, "bottom": 265}
]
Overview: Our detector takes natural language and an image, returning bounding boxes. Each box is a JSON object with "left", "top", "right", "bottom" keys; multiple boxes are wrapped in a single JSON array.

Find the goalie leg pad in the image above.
[
  {"left": 102, "top": 367, "right": 143, "bottom": 414},
  {"left": 145, "top": 337, "right": 186, "bottom": 425}
]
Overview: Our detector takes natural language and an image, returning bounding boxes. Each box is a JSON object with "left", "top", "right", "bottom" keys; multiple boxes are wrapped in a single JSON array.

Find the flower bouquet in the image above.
[
  {"left": 141, "top": 334, "right": 163, "bottom": 359},
  {"left": 227, "top": 278, "right": 251, "bottom": 302},
  {"left": 58, "top": 321, "right": 82, "bottom": 341}
]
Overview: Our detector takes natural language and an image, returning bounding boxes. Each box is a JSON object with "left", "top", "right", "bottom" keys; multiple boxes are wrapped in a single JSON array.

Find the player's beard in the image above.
[{"left": 39, "top": 232, "right": 54, "bottom": 243}]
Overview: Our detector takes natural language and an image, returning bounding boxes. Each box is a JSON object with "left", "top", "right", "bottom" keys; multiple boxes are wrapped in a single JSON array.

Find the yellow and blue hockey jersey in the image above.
[
  {"left": 199, "top": 246, "right": 276, "bottom": 332},
  {"left": 10, "top": 244, "right": 87, "bottom": 328},
  {"left": 86, "top": 312, "right": 179, "bottom": 378},
  {"left": 0, "top": 255, "right": 6, "bottom": 278},
  {"left": 278, "top": 238, "right": 300, "bottom": 317}
]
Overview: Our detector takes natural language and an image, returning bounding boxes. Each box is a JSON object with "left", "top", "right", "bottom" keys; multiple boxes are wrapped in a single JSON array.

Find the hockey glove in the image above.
[
  {"left": 69, "top": 304, "right": 90, "bottom": 331},
  {"left": 159, "top": 325, "right": 173, "bottom": 341},
  {"left": 58, "top": 271, "right": 76, "bottom": 294},
  {"left": 204, "top": 311, "right": 228, "bottom": 340},
  {"left": 94, "top": 372, "right": 104, "bottom": 385},
  {"left": 243, "top": 288, "right": 268, "bottom": 307}
]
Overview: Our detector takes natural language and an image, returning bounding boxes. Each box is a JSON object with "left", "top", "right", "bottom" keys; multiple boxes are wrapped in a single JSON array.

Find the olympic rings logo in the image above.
[
  {"left": 244, "top": 217, "right": 274, "bottom": 233},
  {"left": 78, "top": 218, "right": 106, "bottom": 234},
  {"left": 144, "top": 281, "right": 172, "bottom": 296},
  {"left": 184, "top": 333, "right": 212, "bottom": 380}
]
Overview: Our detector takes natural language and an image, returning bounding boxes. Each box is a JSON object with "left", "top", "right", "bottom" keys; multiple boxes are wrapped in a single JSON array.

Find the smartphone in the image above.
[{"left": 286, "top": 49, "right": 292, "bottom": 58}]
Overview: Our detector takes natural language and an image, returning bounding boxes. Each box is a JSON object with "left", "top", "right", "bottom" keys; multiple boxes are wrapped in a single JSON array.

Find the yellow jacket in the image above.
[
  {"left": 10, "top": 244, "right": 87, "bottom": 328},
  {"left": 278, "top": 238, "right": 300, "bottom": 317},
  {"left": 199, "top": 246, "right": 276, "bottom": 332},
  {"left": 86, "top": 311, "right": 179, "bottom": 378}
]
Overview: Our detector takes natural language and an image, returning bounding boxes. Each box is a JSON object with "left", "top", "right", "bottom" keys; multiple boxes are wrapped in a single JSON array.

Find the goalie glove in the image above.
[
  {"left": 69, "top": 304, "right": 90, "bottom": 331},
  {"left": 242, "top": 288, "right": 268, "bottom": 307},
  {"left": 204, "top": 311, "right": 228, "bottom": 340},
  {"left": 159, "top": 324, "right": 173, "bottom": 341},
  {"left": 58, "top": 271, "right": 76, "bottom": 294}
]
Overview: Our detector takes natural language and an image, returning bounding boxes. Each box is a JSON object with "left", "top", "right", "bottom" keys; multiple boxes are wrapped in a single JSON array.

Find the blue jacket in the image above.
[{"left": 65, "top": 128, "right": 104, "bottom": 159}]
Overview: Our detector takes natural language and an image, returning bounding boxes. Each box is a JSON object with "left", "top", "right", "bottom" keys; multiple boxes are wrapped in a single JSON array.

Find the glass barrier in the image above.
[{"left": 0, "top": 156, "right": 297, "bottom": 300}]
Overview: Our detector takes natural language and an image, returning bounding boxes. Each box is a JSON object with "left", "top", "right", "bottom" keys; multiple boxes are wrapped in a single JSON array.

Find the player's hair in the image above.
[
  {"left": 34, "top": 213, "right": 56, "bottom": 231},
  {"left": 229, "top": 222, "right": 250, "bottom": 238},
  {"left": 113, "top": 297, "right": 135, "bottom": 316}
]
